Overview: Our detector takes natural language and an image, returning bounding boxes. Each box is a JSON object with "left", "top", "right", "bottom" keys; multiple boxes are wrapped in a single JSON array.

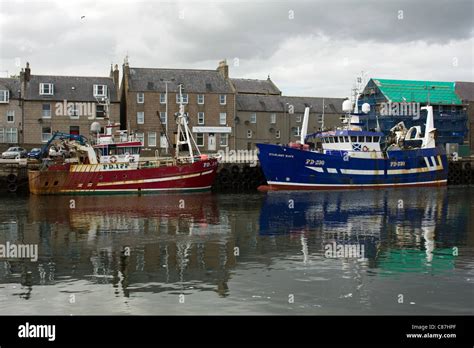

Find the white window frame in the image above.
[
  {"left": 296, "top": 115, "right": 302, "bottom": 122},
  {"left": 159, "top": 112, "right": 167, "bottom": 125},
  {"left": 42, "top": 103, "right": 51, "bottom": 118},
  {"left": 93, "top": 84, "right": 107, "bottom": 97},
  {"left": 0, "top": 90, "right": 9, "bottom": 103},
  {"left": 276, "top": 130, "right": 281, "bottom": 139},
  {"left": 250, "top": 113, "right": 257, "bottom": 124},
  {"left": 6, "top": 110, "right": 14, "bottom": 123},
  {"left": 196, "top": 133, "right": 204, "bottom": 147},
  {"left": 136, "top": 132, "right": 145, "bottom": 145},
  {"left": 247, "top": 130, "right": 252, "bottom": 139},
  {"left": 6, "top": 128, "right": 17, "bottom": 143},
  {"left": 198, "top": 112, "right": 205, "bottom": 125},
  {"left": 148, "top": 131, "right": 157, "bottom": 147},
  {"left": 137, "top": 111, "right": 145, "bottom": 125},
  {"left": 68, "top": 103, "right": 80, "bottom": 119},
  {"left": 39, "top": 83, "right": 54, "bottom": 96},
  {"left": 95, "top": 104, "right": 106, "bottom": 118},
  {"left": 137, "top": 92, "right": 144, "bottom": 104},
  {"left": 219, "top": 133, "right": 228, "bottom": 147},
  {"left": 41, "top": 127, "right": 51, "bottom": 143},
  {"left": 219, "top": 94, "right": 226, "bottom": 105},
  {"left": 176, "top": 93, "right": 188, "bottom": 104},
  {"left": 270, "top": 113, "right": 276, "bottom": 124},
  {"left": 197, "top": 94, "right": 205, "bottom": 105},
  {"left": 160, "top": 93, "right": 166, "bottom": 104},
  {"left": 294, "top": 126, "right": 301, "bottom": 136},
  {"left": 219, "top": 112, "right": 227, "bottom": 125}
]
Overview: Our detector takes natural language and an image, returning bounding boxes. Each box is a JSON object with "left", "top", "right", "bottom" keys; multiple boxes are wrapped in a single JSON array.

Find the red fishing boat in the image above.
[{"left": 28, "top": 85, "right": 219, "bottom": 195}]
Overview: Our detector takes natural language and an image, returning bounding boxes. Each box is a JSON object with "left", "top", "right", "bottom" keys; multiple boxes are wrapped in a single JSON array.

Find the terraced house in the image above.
[
  {"left": 121, "top": 60, "right": 235, "bottom": 156},
  {"left": 0, "top": 77, "right": 22, "bottom": 149},
  {"left": 0, "top": 62, "right": 120, "bottom": 150}
]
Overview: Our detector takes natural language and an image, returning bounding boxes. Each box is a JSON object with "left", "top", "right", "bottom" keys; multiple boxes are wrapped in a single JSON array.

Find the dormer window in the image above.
[
  {"left": 0, "top": 90, "right": 9, "bottom": 103},
  {"left": 40, "top": 83, "right": 54, "bottom": 95},
  {"left": 93, "top": 84, "right": 107, "bottom": 97}
]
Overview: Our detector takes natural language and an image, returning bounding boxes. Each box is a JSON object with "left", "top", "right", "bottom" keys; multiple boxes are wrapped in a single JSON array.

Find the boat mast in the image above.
[{"left": 175, "top": 84, "right": 201, "bottom": 162}]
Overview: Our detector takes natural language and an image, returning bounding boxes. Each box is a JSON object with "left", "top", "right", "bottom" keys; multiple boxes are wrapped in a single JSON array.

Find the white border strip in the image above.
[{"left": 267, "top": 179, "right": 447, "bottom": 188}]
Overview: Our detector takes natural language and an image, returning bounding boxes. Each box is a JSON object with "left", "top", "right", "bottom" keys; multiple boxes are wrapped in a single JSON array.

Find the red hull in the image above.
[{"left": 28, "top": 158, "right": 218, "bottom": 195}]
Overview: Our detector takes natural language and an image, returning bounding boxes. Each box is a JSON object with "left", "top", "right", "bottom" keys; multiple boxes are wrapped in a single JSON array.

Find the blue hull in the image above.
[{"left": 256, "top": 144, "right": 448, "bottom": 190}]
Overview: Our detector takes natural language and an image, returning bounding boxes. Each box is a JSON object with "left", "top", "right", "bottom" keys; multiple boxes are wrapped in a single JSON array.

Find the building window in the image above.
[
  {"left": 250, "top": 113, "right": 257, "bottom": 123},
  {"left": 197, "top": 94, "right": 205, "bottom": 104},
  {"left": 160, "top": 132, "right": 168, "bottom": 149},
  {"left": 96, "top": 105, "right": 106, "bottom": 118},
  {"left": 196, "top": 133, "right": 204, "bottom": 147},
  {"left": 296, "top": 115, "right": 302, "bottom": 122},
  {"left": 68, "top": 103, "right": 79, "bottom": 118},
  {"left": 318, "top": 115, "right": 323, "bottom": 124},
  {"left": 160, "top": 93, "right": 166, "bottom": 104},
  {"left": 276, "top": 130, "right": 281, "bottom": 139},
  {"left": 137, "top": 92, "right": 144, "bottom": 104},
  {"left": 0, "top": 90, "right": 9, "bottom": 103},
  {"left": 198, "top": 112, "right": 205, "bottom": 125},
  {"left": 220, "top": 133, "right": 228, "bottom": 147},
  {"left": 270, "top": 113, "right": 276, "bottom": 124},
  {"left": 39, "top": 83, "right": 54, "bottom": 95},
  {"left": 137, "top": 111, "right": 145, "bottom": 124},
  {"left": 219, "top": 112, "right": 227, "bottom": 125},
  {"left": 176, "top": 93, "right": 188, "bottom": 104},
  {"left": 247, "top": 130, "right": 252, "bottom": 138},
  {"left": 159, "top": 112, "right": 167, "bottom": 124},
  {"left": 41, "top": 127, "right": 52, "bottom": 142},
  {"left": 42, "top": 103, "right": 51, "bottom": 118},
  {"left": 219, "top": 94, "right": 226, "bottom": 105},
  {"left": 136, "top": 132, "right": 145, "bottom": 145},
  {"left": 0, "top": 128, "right": 4, "bottom": 143},
  {"left": 93, "top": 84, "right": 107, "bottom": 97},
  {"left": 69, "top": 126, "right": 80, "bottom": 135},
  {"left": 6, "top": 110, "right": 14, "bottom": 123},
  {"left": 293, "top": 126, "right": 301, "bottom": 136},
  {"left": 6, "top": 128, "right": 17, "bottom": 143},
  {"left": 148, "top": 132, "right": 157, "bottom": 147}
]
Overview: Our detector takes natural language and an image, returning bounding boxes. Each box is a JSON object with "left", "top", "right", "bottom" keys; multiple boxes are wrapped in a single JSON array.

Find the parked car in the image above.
[
  {"left": 1, "top": 147, "right": 27, "bottom": 159},
  {"left": 27, "top": 148, "right": 42, "bottom": 159},
  {"left": 49, "top": 146, "right": 69, "bottom": 158}
]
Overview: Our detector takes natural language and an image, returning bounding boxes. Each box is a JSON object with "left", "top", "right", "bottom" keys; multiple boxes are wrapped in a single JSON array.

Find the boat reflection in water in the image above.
[
  {"left": 21, "top": 193, "right": 235, "bottom": 300},
  {"left": 259, "top": 188, "right": 463, "bottom": 274}
]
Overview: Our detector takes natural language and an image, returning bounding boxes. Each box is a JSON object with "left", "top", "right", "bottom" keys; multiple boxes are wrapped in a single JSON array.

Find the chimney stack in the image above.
[
  {"left": 113, "top": 64, "right": 119, "bottom": 87},
  {"left": 217, "top": 60, "right": 229, "bottom": 79},
  {"left": 24, "top": 62, "right": 31, "bottom": 82}
]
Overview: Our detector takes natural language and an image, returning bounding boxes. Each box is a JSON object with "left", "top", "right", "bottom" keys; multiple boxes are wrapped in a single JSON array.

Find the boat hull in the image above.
[
  {"left": 28, "top": 158, "right": 218, "bottom": 195},
  {"left": 256, "top": 144, "right": 448, "bottom": 190}
]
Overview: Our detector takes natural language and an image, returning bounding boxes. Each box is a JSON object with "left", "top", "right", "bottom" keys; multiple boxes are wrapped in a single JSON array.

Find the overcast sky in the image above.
[{"left": 0, "top": 0, "right": 472, "bottom": 97}]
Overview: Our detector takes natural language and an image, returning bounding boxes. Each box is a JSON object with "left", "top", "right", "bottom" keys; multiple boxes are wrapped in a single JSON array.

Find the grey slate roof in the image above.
[
  {"left": 236, "top": 94, "right": 344, "bottom": 114},
  {"left": 230, "top": 78, "right": 281, "bottom": 95},
  {"left": 128, "top": 67, "right": 233, "bottom": 93},
  {"left": 0, "top": 78, "right": 21, "bottom": 99},
  {"left": 455, "top": 81, "right": 474, "bottom": 102},
  {"left": 24, "top": 75, "right": 118, "bottom": 102}
]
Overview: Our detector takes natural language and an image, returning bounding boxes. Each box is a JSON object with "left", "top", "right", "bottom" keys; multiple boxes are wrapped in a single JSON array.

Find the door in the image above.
[{"left": 208, "top": 133, "right": 216, "bottom": 151}]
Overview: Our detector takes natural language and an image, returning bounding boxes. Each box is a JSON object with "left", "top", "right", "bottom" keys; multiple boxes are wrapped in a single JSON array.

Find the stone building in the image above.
[
  {"left": 455, "top": 81, "right": 474, "bottom": 153},
  {"left": 120, "top": 60, "right": 235, "bottom": 156},
  {"left": 0, "top": 77, "right": 22, "bottom": 150},
  {"left": 235, "top": 94, "right": 345, "bottom": 150},
  {"left": 0, "top": 63, "right": 120, "bottom": 151}
]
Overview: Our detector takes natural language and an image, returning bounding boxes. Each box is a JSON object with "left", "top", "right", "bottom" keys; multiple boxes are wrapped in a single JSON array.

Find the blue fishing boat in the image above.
[{"left": 257, "top": 102, "right": 447, "bottom": 190}]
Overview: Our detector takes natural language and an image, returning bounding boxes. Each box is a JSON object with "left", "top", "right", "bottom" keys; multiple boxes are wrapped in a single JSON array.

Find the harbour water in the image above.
[{"left": 0, "top": 187, "right": 472, "bottom": 315}]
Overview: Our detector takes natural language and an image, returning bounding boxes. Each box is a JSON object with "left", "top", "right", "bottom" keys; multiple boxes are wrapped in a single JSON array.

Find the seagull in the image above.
[{"left": 81, "top": 15, "right": 86, "bottom": 19}]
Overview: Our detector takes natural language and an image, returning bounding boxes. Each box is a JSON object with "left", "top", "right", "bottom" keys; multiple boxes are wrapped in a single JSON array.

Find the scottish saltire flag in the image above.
[{"left": 352, "top": 143, "right": 361, "bottom": 151}]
